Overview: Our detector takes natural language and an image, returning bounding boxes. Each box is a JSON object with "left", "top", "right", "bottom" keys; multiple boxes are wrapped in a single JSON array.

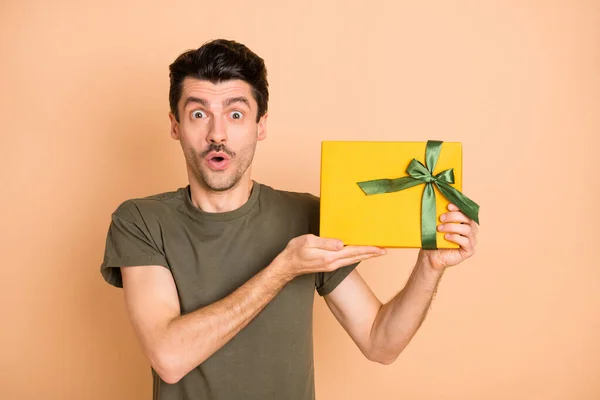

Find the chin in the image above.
[
  {"left": 201, "top": 173, "right": 241, "bottom": 192},
  {"left": 207, "top": 182, "right": 237, "bottom": 192}
]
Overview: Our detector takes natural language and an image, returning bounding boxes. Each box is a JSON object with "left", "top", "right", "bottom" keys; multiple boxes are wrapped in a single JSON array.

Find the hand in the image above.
[
  {"left": 275, "top": 234, "right": 386, "bottom": 280},
  {"left": 420, "top": 203, "right": 479, "bottom": 271}
]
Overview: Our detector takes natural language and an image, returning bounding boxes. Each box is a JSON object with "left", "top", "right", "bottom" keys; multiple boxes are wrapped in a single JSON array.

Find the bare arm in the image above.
[
  {"left": 324, "top": 203, "right": 479, "bottom": 364},
  {"left": 325, "top": 255, "right": 443, "bottom": 364},
  {"left": 122, "top": 260, "right": 289, "bottom": 384},
  {"left": 121, "top": 235, "right": 385, "bottom": 384}
]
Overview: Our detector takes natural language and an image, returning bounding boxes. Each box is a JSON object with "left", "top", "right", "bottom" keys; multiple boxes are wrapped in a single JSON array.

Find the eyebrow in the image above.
[
  {"left": 183, "top": 96, "right": 252, "bottom": 109},
  {"left": 183, "top": 97, "right": 209, "bottom": 109},
  {"left": 224, "top": 96, "right": 251, "bottom": 109}
]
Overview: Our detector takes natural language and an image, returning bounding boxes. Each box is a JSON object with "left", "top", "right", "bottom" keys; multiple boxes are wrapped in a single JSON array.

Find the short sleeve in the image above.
[
  {"left": 315, "top": 263, "right": 359, "bottom": 296},
  {"left": 304, "top": 193, "right": 360, "bottom": 296},
  {"left": 100, "top": 201, "right": 169, "bottom": 288}
]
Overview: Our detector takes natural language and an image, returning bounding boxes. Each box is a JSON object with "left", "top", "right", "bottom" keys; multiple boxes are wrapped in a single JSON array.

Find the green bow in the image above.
[{"left": 357, "top": 140, "right": 480, "bottom": 249}]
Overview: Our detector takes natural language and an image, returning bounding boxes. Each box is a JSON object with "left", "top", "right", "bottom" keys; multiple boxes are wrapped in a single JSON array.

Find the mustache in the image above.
[{"left": 200, "top": 144, "right": 236, "bottom": 158}]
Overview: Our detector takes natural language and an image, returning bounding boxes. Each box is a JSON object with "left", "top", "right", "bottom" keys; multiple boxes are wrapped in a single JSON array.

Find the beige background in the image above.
[{"left": 1, "top": 1, "right": 599, "bottom": 399}]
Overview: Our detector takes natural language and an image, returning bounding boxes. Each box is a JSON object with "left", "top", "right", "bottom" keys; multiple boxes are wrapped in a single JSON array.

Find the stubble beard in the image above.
[{"left": 184, "top": 141, "right": 257, "bottom": 192}]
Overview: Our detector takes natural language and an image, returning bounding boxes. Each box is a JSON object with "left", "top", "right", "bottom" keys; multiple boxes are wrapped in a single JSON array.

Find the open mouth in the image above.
[{"left": 206, "top": 153, "right": 230, "bottom": 171}]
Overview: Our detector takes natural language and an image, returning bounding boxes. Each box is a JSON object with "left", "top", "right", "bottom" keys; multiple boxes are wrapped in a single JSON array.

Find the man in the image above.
[{"left": 101, "top": 39, "right": 478, "bottom": 400}]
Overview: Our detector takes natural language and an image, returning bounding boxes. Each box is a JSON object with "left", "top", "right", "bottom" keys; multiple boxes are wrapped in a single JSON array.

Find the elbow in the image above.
[
  {"left": 365, "top": 347, "right": 401, "bottom": 365},
  {"left": 157, "top": 370, "right": 182, "bottom": 385},
  {"left": 374, "top": 355, "right": 398, "bottom": 365},
  {"left": 150, "top": 346, "right": 191, "bottom": 384},
  {"left": 156, "top": 368, "right": 183, "bottom": 385},
  {"left": 369, "top": 353, "right": 398, "bottom": 365}
]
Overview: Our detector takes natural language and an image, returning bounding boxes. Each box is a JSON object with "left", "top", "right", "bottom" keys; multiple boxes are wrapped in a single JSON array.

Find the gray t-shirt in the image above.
[{"left": 101, "top": 181, "right": 357, "bottom": 400}]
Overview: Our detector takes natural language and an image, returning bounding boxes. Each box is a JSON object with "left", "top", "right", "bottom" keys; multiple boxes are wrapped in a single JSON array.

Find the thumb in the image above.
[{"left": 314, "top": 237, "right": 344, "bottom": 251}]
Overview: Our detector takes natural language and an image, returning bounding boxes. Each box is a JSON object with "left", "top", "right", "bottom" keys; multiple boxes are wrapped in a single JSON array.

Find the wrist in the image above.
[
  {"left": 268, "top": 254, "right": 296, "bottom": 285},
  {"left": 416, "top": 250, "right": 446, "bottom": 278}
]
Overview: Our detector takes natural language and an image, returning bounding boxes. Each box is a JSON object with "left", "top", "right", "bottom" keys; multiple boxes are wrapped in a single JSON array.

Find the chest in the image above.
[{"left": 159, "top": 210, "right": 311, "bottom": 313}]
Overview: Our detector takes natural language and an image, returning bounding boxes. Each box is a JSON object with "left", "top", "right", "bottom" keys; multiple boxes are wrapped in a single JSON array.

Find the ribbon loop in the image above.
[{"left": 434, "top": 168, "right": 455, "bottom": 184}]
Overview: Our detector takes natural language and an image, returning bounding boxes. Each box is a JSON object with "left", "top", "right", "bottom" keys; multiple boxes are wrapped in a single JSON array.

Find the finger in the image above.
[
  {"left": 444, "top": 233, "right": 473, "bottom": 252},
  {"left": 440, "top": 211, "right": 471, "bottom": 224},
  {"left": 447, "top": 203, "right": 460, "bottom": 211},
  {"left": 313, "top": 237, "right": 344, "bottom": 251},
  {"left": 437, "top": 222, "right": 472, "bottom": 236},
  {"left": 440, "top": 224, "right": 477, "bottom": 247},
  {"left": 445, "top": 204, "right": 480, "bottom": 234},
  {"left": 470, "top": 220, "right": 479, "bottom": 236},
  {"left": 335, "top": 245, "right": 387, "bottom": 259},
  {"left": 328, "top": 252, "right": 385, "bottom": 271}
]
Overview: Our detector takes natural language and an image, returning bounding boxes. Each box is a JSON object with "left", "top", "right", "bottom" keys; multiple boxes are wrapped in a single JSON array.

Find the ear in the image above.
[
  {"left": 169, "top": 112, "right": 180, "bottom": 140},
  {"left": 257, "top": 112, "right": 268, "bottom": 141}
]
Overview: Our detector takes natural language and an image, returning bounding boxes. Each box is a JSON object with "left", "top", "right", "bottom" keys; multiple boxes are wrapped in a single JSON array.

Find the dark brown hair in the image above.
[{"left": 169, "top": 39, "right": 269, "bottom": 123}]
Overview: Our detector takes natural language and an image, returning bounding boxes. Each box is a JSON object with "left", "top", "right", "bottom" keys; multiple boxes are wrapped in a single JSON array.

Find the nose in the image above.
[{"left": 206, "top": 115, "right": 227, "bottom": 144}]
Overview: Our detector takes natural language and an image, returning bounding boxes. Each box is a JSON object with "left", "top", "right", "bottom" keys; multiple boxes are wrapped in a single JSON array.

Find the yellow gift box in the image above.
[{"left": 319, "top": 141, "right": 464, "bottom": 249}]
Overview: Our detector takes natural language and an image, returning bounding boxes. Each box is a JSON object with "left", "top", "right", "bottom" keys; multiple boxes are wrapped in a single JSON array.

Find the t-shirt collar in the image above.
[{"left": 182, "top": 180, "right": 261, "bottom": 222}]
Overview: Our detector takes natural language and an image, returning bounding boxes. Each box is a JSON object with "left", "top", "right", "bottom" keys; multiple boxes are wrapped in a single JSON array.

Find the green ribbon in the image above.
[{"left": 357, "top": 140, "right": 480, "bottom": 249}]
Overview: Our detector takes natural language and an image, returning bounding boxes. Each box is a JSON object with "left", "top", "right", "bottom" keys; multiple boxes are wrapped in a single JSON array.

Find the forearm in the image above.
[
  {"left": 369, "top": 252, "right": 444, "bottom": 364},
  {"left": 156, "top": 257, "right": 292, "bottom": 382}
]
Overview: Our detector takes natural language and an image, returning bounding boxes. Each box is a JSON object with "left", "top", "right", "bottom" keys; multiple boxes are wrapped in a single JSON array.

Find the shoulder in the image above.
[
  {"left": 257, "top": 183, "right": 321, "bottom": 235},
  {"left": 112, "top": 187, "right": 186, "bottom": 222},
  {"left": 257, "top": 182, "right": 320, "bottom": 212}
]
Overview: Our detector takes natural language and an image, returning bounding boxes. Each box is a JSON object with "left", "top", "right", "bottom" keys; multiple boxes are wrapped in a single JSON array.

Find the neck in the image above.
[{"left": 188, "top": 174, "right": 254, "bottom": 214}]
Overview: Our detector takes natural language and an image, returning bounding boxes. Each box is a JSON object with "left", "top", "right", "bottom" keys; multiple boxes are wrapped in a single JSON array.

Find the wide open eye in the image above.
[
  {"left": 230, "top": 111, "right": 243, "bottom": 120},
  {"left": 191, "top": 110, "right": 206, "bottom": 119}
]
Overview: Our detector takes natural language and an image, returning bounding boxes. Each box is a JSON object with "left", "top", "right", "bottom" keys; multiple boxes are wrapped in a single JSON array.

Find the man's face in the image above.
[{"left": 169, "top": 78, "right": 267, "bottom": 192}]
